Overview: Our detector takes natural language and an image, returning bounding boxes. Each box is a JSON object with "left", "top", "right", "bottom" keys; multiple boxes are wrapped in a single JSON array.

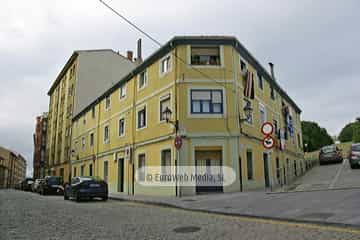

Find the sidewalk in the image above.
[{"left": 110, "top": 188, "right": 360, "bottom": 228}]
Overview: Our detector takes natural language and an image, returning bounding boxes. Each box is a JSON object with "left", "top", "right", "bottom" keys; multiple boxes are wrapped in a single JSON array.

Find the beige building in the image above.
[
  {"left": 0, "top": 146, "right": 27, "bottom": 188},
  {"left": 46, "top": 49, "right": 136, "bottom": 181}
]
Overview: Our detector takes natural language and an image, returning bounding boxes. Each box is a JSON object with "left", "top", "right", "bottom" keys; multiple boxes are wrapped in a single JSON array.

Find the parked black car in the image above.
[
  {"left": 319, "top": 145, "right": 343, "bottom": 165},
  {"left": 349, "top": 143, "right": 360, "bottom": 169},
  {"left": 21, "top": 178, "right": 34, "bottom": 191},
  {"left": 39, "top": 176, "right": 64, "bottom": 195},
  {"left": 64, "top": 176, "right": 108, "bottom": 202}
]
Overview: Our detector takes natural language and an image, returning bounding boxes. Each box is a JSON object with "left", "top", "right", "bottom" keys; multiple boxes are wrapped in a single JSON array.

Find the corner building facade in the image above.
[{"left": 72, "top": 36, "right": 304, "bottom": 196}]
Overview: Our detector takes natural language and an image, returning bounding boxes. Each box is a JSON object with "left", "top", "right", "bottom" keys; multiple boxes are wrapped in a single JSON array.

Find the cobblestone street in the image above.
[{"left": 1, "top": 190, "right": 360, "bottom": 240}]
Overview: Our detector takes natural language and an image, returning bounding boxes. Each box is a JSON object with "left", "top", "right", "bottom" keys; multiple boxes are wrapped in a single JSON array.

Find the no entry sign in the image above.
[
  {"left": 261, "top": 122, "right": 274, "bottom": 136},
  {"left": 174, "top": 136, "right": 182, "bottom": 150}
]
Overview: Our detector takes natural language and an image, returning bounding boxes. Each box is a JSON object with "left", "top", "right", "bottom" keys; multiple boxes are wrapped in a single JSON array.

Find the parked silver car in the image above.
[{"left": 349, "top": 143, "right": 360, "bottom": 169}]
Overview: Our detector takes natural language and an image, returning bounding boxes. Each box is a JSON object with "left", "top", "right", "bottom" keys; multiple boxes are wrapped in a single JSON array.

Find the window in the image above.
[
  {"left": 191, "top": 46, "right": 220, "bottom": 66},
  {"left": 270, "top": 86, "right": 276, "bottom": 100},
  {"left": 240, "top": 60, "right": 247, "bottom": 72},
  {"left": 81, "top": 137, "right": 86, "bottom": 149},
  {"left": 243, "top": 99, "right": 253, "bottom": 124},
  {"left": 160, "top": 95, "right": 171, "bottom": 121},
  {"left": 73, "top": 167, "right": 77, "bottom": 177},
  {"left": 120, "top": 84, "right": 126, "bottom": 99},
  {"left": 80, "top": 165, "right": 84, "bottom": 176},
  {"left": 91, "top": 107, "right": 95, "bottom": 118},
  {"left": 161, "top": 56, "right": 171, "bottom": 74},
  {"left": 119, "top": 118, "right": 125, "bottom": 136},
  {"left": 83, "top": 117, "right": 86, "bottom": 125},
  {"left": 191, "top": 89, "right": 223, "bottom": 114},
  {"left": 104, "top": 161, "right": 109, "bottom": 182},
  {"left": 294, "top": 160, "right": 297, "bottom": 176},
  {"left": 161, "top": 149, "right": 171, "bottom": 175},
  {"left": 104, "top": 125, "right": 110, "bottom": 143},
  {"left": 297, "top": 133, "right": 302, "bottom": 148},
  {"left": 105, "top": 95, "right": 111, "bottom": 110},
  {"left": 89, "top": 164, "right": 93, "bottom": 176},
  {"left": 276, "top": 158, "right": 280, "bottom": 181},
  {"left": 257, "top": 73, "right": 263, "bottom": 90},
  {"left": 137, "top": 106, "right": 146, "bottom": 129},
  {"left": 138, "top": 154, "right": 146, "bottom": 181},
  {"left": 273, "top": 120, "right": 279, "bottom": 138},
  {"left": 89, "top": 133, "right": 94, "bottom": 147},
  {"left": 246, "top": 150, "right": 253, "bottom": 180},
  {"left": 138, "top": 71, "right": 147, "bottom": 89},
  {"left": 259, "top": 104, "right": 266, "bottom": 125}
]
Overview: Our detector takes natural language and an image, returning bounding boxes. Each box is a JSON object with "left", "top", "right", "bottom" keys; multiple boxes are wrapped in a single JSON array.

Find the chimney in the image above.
[
  {"left": 136, "top": 38, "right": 143, "bottom": 64},
  {"left": 127, "top": 51, "right": 133, "bottom": 61},
  {"left": 269, "top": 62, "right": 275, "bottom": 81}
]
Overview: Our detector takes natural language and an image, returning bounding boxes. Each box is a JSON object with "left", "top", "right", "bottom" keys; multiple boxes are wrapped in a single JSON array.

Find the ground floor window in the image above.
[
  {"left": 161, "top": 149, "right": 171, "bottom": 175},
  {"left": 80, "top": 165, "right": 84, "bottom": 176},
  {"left": 104, "top": 161, "right": 109, "bottom": 182},
  {"left": 73, "top": 167, "right": 77, "bottom": 177},
  {"left": 89, "top": 164, "right": 93, "bottom": 176}
]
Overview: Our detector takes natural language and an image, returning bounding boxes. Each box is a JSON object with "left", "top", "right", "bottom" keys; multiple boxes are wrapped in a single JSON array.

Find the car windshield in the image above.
[
  {"left": 322, "top": 146, "right": 336, "bottom": 153},
  {"left": 47, "top": 177, "right": 61, "bottom": 185},
  {"left": 352, "top": 145, "right": 360, "bottom": 151}
]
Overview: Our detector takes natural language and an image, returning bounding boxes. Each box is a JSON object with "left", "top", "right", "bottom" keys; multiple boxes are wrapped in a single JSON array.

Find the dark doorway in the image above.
[
  {"left": 263, "top": 153, "right": 270, "bottom": 188},
  {"left": 118, "top": 158, "right": 124, "bottom": 192},
  {"left": 195, "top": 150, "right": 223, "bottom": 194}
]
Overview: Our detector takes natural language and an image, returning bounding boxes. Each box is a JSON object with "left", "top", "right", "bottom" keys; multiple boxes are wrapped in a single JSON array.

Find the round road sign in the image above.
[
  {"left": 261, "top": 122, "right": 274, "bottom": 136},
  {"left": 263, "top": 135, "right": 275, "bottom": 149}
]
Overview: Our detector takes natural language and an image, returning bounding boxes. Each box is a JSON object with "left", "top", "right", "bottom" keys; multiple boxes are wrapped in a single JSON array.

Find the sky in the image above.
[{"left": 1, "top": 0, "right": 359, "bottom": 176}]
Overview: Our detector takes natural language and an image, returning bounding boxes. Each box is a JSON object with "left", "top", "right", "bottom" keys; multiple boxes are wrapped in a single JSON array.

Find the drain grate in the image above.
[
  {"left": 173, "top": 226, "right": 201, "bottom": 233},
  {"left": 300, "top": 212, "right": 334, "bottom": 219}
]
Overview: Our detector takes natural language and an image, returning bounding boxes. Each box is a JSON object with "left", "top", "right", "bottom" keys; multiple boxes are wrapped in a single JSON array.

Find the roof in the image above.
[
  {"left": 47, "top": 49, "right": 134, "bottom": 95},
  {"left": 73, "top": 36, "right": 302, "bottom": 120}
]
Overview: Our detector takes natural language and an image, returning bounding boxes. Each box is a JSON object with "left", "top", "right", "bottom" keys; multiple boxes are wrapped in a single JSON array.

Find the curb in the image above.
[
  {"left": 268, "top": 186, "right": 360, "bottom": 195},
  {"left": 109, "top": 195, "right": 360, "bottom": 231}
]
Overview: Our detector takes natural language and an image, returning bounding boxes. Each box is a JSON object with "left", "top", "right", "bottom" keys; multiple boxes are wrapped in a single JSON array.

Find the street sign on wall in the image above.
[
  {"left": 261, "top": 122, "right": 274, "bottom": 136},
  {"left": 263, "top": 135, "right": 275, "bottom": 149}
]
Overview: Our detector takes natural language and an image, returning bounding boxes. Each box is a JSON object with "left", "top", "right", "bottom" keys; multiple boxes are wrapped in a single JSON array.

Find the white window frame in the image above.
[
  {"left": 89, "top": 132, "right": 94, "bottom": 147},
  {"left": 161, "top": 148, "right": 172, "bottom": 175},
  {"left": 105, "top": 95, "right": 111, "bottom": 111},
  {"left": 257, "top": 72, "right": 264, "bottom": 91},
  {"left": 136, "top": 104, "right": 147, "bottom": 130},
  {"left": 159, "top": 54, "right": 172, "bottom": 76},
  {"left": 187, "top": 86, "right": 226, "bottom": 119},
  {"left": 119, "top": 83, "right": 126, "bottom": 99},
  {"left": 187, "top": 45, "right": 224, "bottom": 68},
  {"left": 118, "top": 117, "right": 125, "bottom": 137},
  {"left": 103, "top": 124, "right": 110, "bottom": 144},
  {"left": 138, "top": 70, "right": 148, "bottom": 90},
  {"left": 159, "top": 94, "right": 171, "bottom": 123},
  {"left": 259, "top": 103, "right": 267, "bottom": 126}
]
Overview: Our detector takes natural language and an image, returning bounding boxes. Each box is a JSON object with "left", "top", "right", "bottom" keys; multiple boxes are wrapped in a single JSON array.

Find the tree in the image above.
[
  {"left": 338, "top": 120, "right": 360, "bottom": 142},
  {"left": 301, "top": 121, "right": 334, "bottom": 152},
  {"left": 353, "top": 124, "right": 360, "bottom": 143}
]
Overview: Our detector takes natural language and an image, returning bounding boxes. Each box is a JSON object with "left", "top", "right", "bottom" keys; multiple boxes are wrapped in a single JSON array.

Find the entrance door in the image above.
[
  {"left": 195, "top": 150, "right": 223, "bottom": 193},
  {"left": 118, "top": 158, "right": 124, "bottom": 192},
  {"left": 263, "top": 153, "right": 270, "bottom": 188}
]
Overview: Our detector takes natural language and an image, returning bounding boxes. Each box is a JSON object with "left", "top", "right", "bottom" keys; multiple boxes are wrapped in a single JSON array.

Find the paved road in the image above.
[
  {"left": 1, "top": 190, "right": 360, "bottom": 240},
  {"left": 292, "top": 159, "right": 360, "bottom": 191}
]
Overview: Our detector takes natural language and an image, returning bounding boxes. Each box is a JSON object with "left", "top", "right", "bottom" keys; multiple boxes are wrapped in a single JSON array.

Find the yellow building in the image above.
[
  {"left": 46, "top": 50, "right": 135, "bottom": 181},
  {"left": 0, "top": 146, "right": 27, "bottom": 188},
  {"left": 71, "top": 36, "right": 304, "bottom": 196}
]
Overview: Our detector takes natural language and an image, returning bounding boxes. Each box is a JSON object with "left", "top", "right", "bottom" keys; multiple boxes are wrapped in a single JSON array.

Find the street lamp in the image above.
[
  {"left": 239, "top": 101, "right": 253, "bottom": 123},
  {"left": 162, "top": 107, "right": 179, "bottom": 131}
]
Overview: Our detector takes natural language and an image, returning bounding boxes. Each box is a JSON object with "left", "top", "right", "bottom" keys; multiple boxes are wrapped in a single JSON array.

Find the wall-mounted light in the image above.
[{"left": 162, "top": 107, "right": 179, "bottom": 132}]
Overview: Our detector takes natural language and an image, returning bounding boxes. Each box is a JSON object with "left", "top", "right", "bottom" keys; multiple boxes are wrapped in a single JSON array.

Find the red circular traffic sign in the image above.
[
  {"left": 262, "top": 135, "right": 275, "bottom": 149},
  {"left": 174, "top": 136, "right": 182, "bottom": 149},
  {"left": 261, "top": 122, "right": 274, "bottom": 136}
]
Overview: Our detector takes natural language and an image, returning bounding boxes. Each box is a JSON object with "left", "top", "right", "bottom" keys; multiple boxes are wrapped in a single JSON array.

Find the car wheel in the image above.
[{"left": 64, "top": 192, "right": 69, "bottom": 200}]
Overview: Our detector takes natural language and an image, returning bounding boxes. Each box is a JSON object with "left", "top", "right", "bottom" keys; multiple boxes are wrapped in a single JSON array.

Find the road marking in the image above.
[
  {"left": 329, "top": 159, "right": 347, "bottom": 189},
  {"left": 123, "top": 201, "right": 360, "bottom": 235}
]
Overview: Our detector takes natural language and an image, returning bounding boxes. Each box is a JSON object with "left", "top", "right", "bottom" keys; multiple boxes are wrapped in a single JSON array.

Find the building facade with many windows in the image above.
[
  {"left": 33, "top": 112, "right": 48, "bottom": 179},
  {"left": 0, "top": 146, "right": 26, "bottom": 188},
  {"left": 46, "top": 50, "right": 136, "bottom": 182},
  {"left": 71, "top": 36, "right": 304, "bottom": 196}
]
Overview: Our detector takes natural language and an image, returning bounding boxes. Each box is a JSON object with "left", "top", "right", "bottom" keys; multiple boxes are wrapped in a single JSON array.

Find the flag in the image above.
[{"left": 244, "top": 71, "right": 255, "bottom": 99}]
